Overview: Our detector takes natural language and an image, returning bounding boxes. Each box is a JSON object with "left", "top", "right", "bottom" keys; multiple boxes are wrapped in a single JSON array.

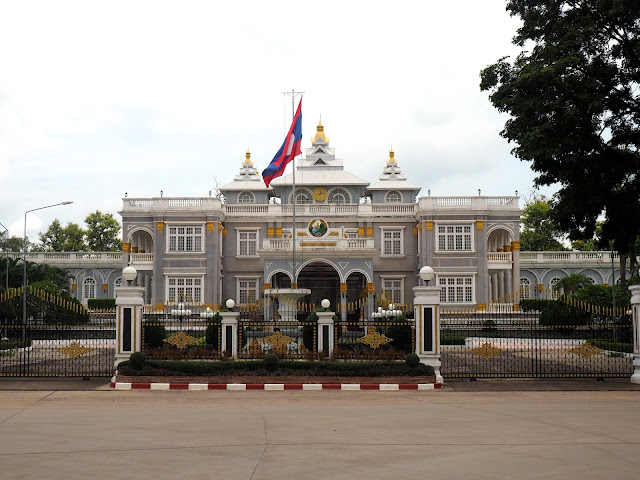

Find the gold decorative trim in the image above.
[
  {"left": 504, "top": 244, "right": 511, "bottom": 252},
  {"left": 267, "top": 227, "right": 274, "bottom": 238},
  {"left": 413, "top": 226, "right": 418, "bottom": 236},
  {"left": 367, "top": 283, "right": 375, "bottom": 292},
  {"left": 261, "top": 331, "right": 296, "bottom": 356},
  {"left": 358, "top": 227, "right": 364, "bottom": 237},
  {"left": 206, "top": 222, "right": 214, "bottom": 232},
  {"left": 366, "top": 227, "right": 373, "bottom": 237},
  {"left": 511, "top": 241, "right": 520, "bottom": 251},
  {"left": 469, "top": 342, "right": 502, "bottom": 359},
  {"left": 58, "top": 342, "right": 92, "bottom": 359},
  {"left": 569, "top": 341, "right": 603, "bottom": 359},
  {"left": 477, "top": 303, "right": 486, "bottom": 311},
  {"left": 328, "top": 231, "right": 339, "bottom": 236},
  {"left": 122, "top": 242, "right": 131, "bottom": 253},
  {"left": 426, "top": 221, "right": 433, "bottom": 231},
  {"left": 163, "top": 331, "right": 198, "bottom": 349},
  {"left": 156, "top": 222, "right": 164, "bottom": 232},
  {"left": 300, "top": 242, "right": 336, "bottom": 247},
  {"left": 476, "top": 221, "right": 484, "bottom": 231},
  {"left": 340, "top": 283, "right": 348, "bottom": 293},
  {"left": 131, "top": 246, "right": 138, "bottom": 253},
  {"left": 297, "top": 231, "right": 308, "bottom": 236},
  {"left": 222, "top": 227, "right": 227, "bottom": 237},
  {"left": 513, "top": 304, "right": 520, "bottom": 311},
  {"left": 357, "top": 330, "right": 392, "bottom": 350},
  {"left": 276, "top": 227, "right": 283, "bottom": 238}
]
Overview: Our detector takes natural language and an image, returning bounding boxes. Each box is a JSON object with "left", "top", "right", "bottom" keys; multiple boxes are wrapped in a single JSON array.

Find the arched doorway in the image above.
[{"left": 297, "top": 261, "right": 341, "bottom": 309}]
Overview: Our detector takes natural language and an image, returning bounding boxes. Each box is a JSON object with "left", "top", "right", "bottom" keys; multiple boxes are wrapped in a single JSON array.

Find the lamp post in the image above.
[
  {"left": 122, "top": 265, "right": 137, "bottom": 286},
  {"left": 0, "top": 221, "right": 8, "bottom": 293},
  {"left": 23, "top": 202, "right": 73, "bottom": 327}
]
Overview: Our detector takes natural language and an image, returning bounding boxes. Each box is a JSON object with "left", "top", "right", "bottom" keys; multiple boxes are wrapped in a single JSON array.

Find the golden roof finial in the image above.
[
  {"left": 244, "top": 149, "right": 253, "bottom": 166},
  {"left": 312, "top": 117, "right": 329, "bottom": 143},
  {"left": 387, "top": 148, "right": 397, "bottom": 165}
]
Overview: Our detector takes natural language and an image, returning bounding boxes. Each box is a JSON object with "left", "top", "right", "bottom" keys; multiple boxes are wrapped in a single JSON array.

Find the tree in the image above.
[
  {"left": 519, "top": 195, "right": 566, "bottom": 251},
  {"left": 481, "top": 0, "right": 640, "bottom": 302},
  {"left": 37, "top": 219, "right": 87, "bottom": 251},
  {"left": 555, "top": 273, "right": 591, "bottom": 295},
  {"left": 85, "top": 211, "right": 122, "bottom": 251},
  {"left": 0, "top": 233, "right": 29, "bottom": 252}
]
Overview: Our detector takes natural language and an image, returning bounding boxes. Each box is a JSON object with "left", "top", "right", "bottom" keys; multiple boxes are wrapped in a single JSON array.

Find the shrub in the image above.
[
  {"left": 405, "top": 353, "right": 420, "bottom": 367},
  {"left": 264, "top": 353, "right": 279, "bottom": 372},
  {"left": 384, "top": 323, "right": 413, "bottom": 353},
  {"left": 143, "top": 323, "right": 167, "bottom": 349},
  {"left": 129, "top": 352, "right": 146, "bottom": 370},
  {"left": 205, "top": 322, "right": 220, "bottom": 348},
  {"left": 87, "top": 298, "right": 116, "bottom": 309}
]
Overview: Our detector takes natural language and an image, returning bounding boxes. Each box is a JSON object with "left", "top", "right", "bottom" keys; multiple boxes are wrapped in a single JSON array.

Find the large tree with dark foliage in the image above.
[{"left": 480, "top": 0, "right": 640, "bottom": 299}]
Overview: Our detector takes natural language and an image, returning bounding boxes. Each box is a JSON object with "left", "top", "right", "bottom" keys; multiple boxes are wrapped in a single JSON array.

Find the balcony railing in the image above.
[
  {"left": 487, "top": 252, "right": 512, "bottom": 263},
  {"left": 261, "top": 237, "right": 375, "bottom": 252},
  {"left": 519, "top": 251, "right": 621, "bottom": 263}
]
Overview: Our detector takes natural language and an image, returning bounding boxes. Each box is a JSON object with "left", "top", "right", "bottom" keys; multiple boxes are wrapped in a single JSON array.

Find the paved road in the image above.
[{"left": 0, "top": 378, "right": 639, "bottom": 479}]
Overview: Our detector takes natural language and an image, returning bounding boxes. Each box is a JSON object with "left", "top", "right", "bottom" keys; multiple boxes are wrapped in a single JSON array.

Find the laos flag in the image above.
[{"left": 262, "top": 99, "right": 302, "bottom": 187}]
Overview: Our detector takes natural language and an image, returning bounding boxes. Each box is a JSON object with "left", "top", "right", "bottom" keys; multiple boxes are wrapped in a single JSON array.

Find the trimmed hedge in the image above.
[
  {"left": 118, "top": 359, "right": 435, "bottom": 377},
  {"left": 88, "top": 298, "right": 116, "bottom": 309}
]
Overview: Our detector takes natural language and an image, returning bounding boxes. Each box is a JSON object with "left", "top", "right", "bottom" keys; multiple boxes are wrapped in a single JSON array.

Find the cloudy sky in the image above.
[{"left": 0, "top": 0, "right": 556, "bottom": 244}]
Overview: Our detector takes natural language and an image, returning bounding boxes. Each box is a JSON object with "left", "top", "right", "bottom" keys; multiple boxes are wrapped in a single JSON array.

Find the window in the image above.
[
  {"left": 549, "top": 277, "right": 561, "bottom": 298},
  {"left": 168, "top": 226, "right": 203, "bottom": 252},
  {"left": 238, "top": 191, "right": 255, "bottom": 204},
  {"left": 238, "top": 278, "right": 258, "bottom": 304},
  {"left": 328, "top": 188, "right": 350, "bottom": 204},
  {"left": 385, "top": 191, "right": 402, "bottom": 203},
  {"left": 238, "top": 229, "right": 258, "bottom": 256},
  {"left": 520, "top": 277, "right": 532, "bottom": 299},
  {"left": 114, "top": 277, "right": 122, "bottom": 288},
  {"left": 381, "top": 228, "right": 403, "bottom": 256},
  {"left": 83, "top": 277, "right": 96, "bottom": 300},
  {"left": 437, "top": 225, "right": 472, "bottom": 251},
  {"left": 438, "top": 276, "right": 474, "bottom": 303},
  {"left": 168, "top": 277, "right": 202, "bottom": 303},
  {"left": 293, "top": 189, "right": 311, "bottom": 204},
  {"left": 382, "top": 277, "right": 404, "bottom": 304}
]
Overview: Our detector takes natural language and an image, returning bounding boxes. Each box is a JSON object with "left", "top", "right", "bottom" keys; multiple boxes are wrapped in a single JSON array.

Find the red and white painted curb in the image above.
[{"left": 110, "top": 378, "right": 442, "bottom": 391}]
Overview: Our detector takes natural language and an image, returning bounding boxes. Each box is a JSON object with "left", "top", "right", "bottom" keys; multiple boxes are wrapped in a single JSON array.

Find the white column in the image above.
[
  {"left": 630, "top": 285, "right": 640, "bottom": 384},
  {"left": 114, "top": 285, "right": 145, "bottom": 367},
  {"left": 317, "top": 311, "right": 335, "bottom": 357},
  {"left": 498, "top": 271, "right": 505, "bottom": 302},
  {"left": 506, "top": 270, "right": 513, "bottom": 301},
  {"left": 413, "top": 286, "right": 443, "bottom": 384},
  {"left": 220, "top": 311, "right": 240, "bottom": 359}
]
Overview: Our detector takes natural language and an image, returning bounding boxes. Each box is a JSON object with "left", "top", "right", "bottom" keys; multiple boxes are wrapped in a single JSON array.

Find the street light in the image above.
[
  {"left": 321, "top": 298, "right": 330, "bottom": 311},
  {"left": 419, "top": 266, "right": 435, "bottom": 286},
  {"left": 122, "top": 265, "right": 137, "bottom": 286},
  {"left": 0, "top": 221, "right": 8, "bottom": 293},
  {"left": 23, "top": 202, "right": 73, "bottom": 327}
]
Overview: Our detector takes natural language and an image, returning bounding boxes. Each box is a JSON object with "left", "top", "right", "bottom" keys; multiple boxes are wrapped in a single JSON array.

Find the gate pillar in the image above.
[
  {"left": 114, "top": 285, "right": 145, "bottom": 367},
  {"left": 413, "top": 285, "right": 443, "bottom": 384},
  {"left": 220, "top": 311, "right": 240, "bottom": 359},
  {"left": 317, "top": 311, "right": 335, "bottom": 357},
  {"left": 630, "top": 285, "right": 640, "bottom": 384}
]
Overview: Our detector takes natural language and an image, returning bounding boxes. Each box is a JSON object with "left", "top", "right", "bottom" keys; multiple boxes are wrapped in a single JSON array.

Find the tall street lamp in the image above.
[
  {"left": 23, "top": 202, "right": 73, "bottom": 327},
  {"left": 0, "top": 221, "right": 8, "bottom": 293}
]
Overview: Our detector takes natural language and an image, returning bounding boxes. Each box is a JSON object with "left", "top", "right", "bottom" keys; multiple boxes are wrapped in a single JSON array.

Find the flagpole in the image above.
[{"left": 282, "top": 89, "right": 304, "bottom": 287}]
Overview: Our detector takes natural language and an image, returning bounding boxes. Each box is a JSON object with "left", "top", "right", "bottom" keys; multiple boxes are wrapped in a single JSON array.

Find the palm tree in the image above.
[{"left": 555, "top": 273, "right": 591, "bottom": 296}]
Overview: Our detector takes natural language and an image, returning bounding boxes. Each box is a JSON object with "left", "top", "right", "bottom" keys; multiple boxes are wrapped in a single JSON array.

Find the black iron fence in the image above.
[{"left": 440, "top": 304, "right": 633, "bottom": 378}]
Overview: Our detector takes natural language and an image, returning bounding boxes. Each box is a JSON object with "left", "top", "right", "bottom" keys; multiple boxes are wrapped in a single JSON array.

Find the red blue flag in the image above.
[{"left": 262, "top": 99, "right": 302, "bottom": 187}]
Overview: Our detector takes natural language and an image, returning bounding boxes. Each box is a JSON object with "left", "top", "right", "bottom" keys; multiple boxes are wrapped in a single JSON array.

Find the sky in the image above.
[{"left": 0, "top": 0, "right": 558, "bottom": 244}]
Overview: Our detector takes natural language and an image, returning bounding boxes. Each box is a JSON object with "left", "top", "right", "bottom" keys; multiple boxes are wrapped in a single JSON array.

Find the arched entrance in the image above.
[{"left": 297, "top": 261, "right": 341, "bottom": 309}]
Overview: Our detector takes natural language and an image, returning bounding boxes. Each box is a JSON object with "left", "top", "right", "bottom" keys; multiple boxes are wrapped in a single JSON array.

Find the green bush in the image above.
[
  {"left": 129, "top": 352, "right": 146, "bottom": 370},
  {"left": 143, "top": 323, "right": 167, "bottom": 349},
  {"left": 88, "top": 298, "right": 116, "bottom": 309},
  {"left": 205, "top": 320, "right": 220, "bottom": 348},
  {"left": 405, "top": 353, "right": 420, "bottom": 367},
  {"left": 264, "top": 353, "right": 279, "bottom": 372},
  {"left": 384, "top": 323, "right": 413, "bottom": 352}
]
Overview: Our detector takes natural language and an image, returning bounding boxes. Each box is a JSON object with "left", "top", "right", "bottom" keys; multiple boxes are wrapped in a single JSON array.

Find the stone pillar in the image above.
[
  {"left": 220, "top": 311, "right": 240, "bottom": 359},
  {"left": 114, "top": 285, "right": 145, "bottom": 367},
  {"left": 630, "top": 285, "right": 640, "bottom": 384},
  {"left": 317, "top": 311, "right": 335, "bottom": 358},
  {"left": 413, "top": 285, "right": 443, "bottom": 384}
]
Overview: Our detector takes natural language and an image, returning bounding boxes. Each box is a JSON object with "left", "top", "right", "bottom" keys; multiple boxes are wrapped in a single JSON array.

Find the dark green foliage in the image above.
[
  {"left": 382, "top": 323, "right": 413, "bottom": 353},
  {"left": 404, "top": 353, "right": 420, "bottom": 367},
  {"left": 87, "top": 298, "right": 116, "bottom": 309},
  {"left": 440, "top": 332, "right": 467, "bottom": 345},
  {"left": 205, "top": 322, "right": 220, "bottom": 348},
  {"left": 519, "top": 195, "right": 567, "bottom": 251},
  {"left": 588, "top": 339, "right": 633, "bottom": 354},
  {"left": 118, "top": 359, "right": 435, "bottom": 377},
  {"left": 303, "top": 311, "right": 318, "bottom": 351},
  {"left": 129, "top": 352, "right": 146, "bottom": 370},
  {"left": 481, "top": 0, "right": 640, "bottom": 295},
  {"left": 264, "top": 353, "right": 279, "bottom": 371},
  {"left": 143, "top": 324, "right": 167, "bottom": 349},
  {"left": 572, "top": 284, "right": 630, "bottom": 310}
]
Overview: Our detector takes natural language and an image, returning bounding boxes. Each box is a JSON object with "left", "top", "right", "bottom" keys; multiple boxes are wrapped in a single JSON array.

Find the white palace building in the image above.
[{"left": 10, "top": 122, "right": 630, "bottom": 308}]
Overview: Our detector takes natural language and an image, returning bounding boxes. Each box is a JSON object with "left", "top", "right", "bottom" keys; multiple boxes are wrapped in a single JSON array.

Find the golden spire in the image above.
[
  {"left": 387, "top": 148, "right": 398, "bottom": 165},
  {"left": 243, "top": 149, "right": 253, "bottom": 166},
  {"left": 312, "top": 118, "right": 329, "bottom": 143}
]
